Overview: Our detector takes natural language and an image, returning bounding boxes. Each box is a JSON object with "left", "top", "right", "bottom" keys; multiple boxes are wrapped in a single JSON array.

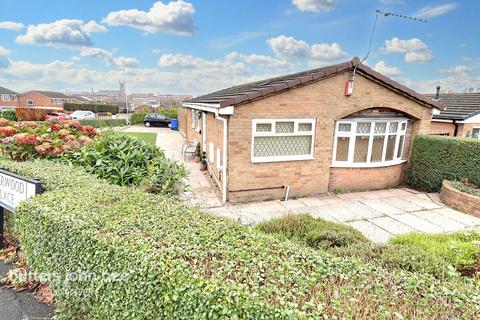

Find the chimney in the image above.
[{"left": 435, "top": 86, "right": 441, "bottom": 99}]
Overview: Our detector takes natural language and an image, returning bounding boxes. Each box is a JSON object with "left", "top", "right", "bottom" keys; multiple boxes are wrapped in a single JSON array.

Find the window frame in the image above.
[
  {"left": 472, "top": 127, "right": 480, "bottom": 139},
  {"left": 331, "top": 118, "right": 408, "bottom": 168},
  {"left": 251, "top": 119, "right": 316, "bottom": 163},
  {"left": 190, "top": 109, "right": 195, "bottom": 128},
  {"left": 1, "top": 94, "right": 9, "bottom": 101},
  {"left": 27, "top": 99, "right": 33, "bottom": 105}
]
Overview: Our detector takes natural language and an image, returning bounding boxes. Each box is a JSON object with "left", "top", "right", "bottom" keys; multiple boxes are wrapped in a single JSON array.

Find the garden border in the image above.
[{"left": 440, "top": 180, "right": 480, "bottom": 218}]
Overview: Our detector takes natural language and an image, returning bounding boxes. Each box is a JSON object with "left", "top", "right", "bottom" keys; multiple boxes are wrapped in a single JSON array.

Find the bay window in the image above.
[
  {"left": 251, "top": 119, "right": 316, "bottom": 163},
  {"left": 332, "top": 119, "right": 408, "bottom": 167}
]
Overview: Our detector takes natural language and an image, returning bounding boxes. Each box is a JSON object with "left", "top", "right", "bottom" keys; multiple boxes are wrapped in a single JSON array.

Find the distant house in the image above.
[
  {"left": 18, "top": 90, "right": 73, "bottom": 108},
  {"left": 0, "top": 86, "right": 19, "bottom": 108},
  {"left": 427, "top": 89, "right": 480, "bottom": 138},
  {"left": 180, "top": 57, "right": 443, "bottom": 203}
]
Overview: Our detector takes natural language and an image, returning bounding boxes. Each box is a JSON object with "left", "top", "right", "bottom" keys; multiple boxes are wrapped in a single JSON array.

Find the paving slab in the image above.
[
  {"left": 392, "top": 213, "right": 445, "bottom": 233},
  {"left": 359, "top": 199, "right": 404, "bottom": 215},
  {"left": 347, "top": 220, "right": 393, "bottom": 243},
  {"left": 411, "top": 210, "right": 466, "bottom": 232},
  {"left": 430, "top": 207, "right": 480, "bottom": 228},
  {"left": 404, "top": 195, "right": 443, "bottom": 210},
  {"left": 278, "top": 199, "right": 307, "bottom": 210},
  {"left": 369, "top": 216, "right": 415, "bottom": 235},
  {"left": 303, "top": 206, "right": 339, "bottom": 222},
  {"left": 384, "top": 197, "right": 424, "bottom": 212}
]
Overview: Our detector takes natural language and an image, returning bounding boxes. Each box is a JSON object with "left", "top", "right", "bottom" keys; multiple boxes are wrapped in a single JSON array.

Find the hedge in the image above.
[
  {"left": 131, "top": 109, "right": 178, "bottom": 125},
  {"left": 15, "top": 107, "right": 63, "bottom": 121},
  {"left": 79, "top": 119, "right": 126, "bottom": 128},
  {"left": 407, "top": 135, "right": 480, "bottom": 192},
  {"left": 2, "top": 159, "right": 480, "bottom": 319},
  {"left": 64, "top": 103, "right": 119, "bottom": 114},
  {"left": 0, "top": 109, "right": 16, "bottom": 121}
]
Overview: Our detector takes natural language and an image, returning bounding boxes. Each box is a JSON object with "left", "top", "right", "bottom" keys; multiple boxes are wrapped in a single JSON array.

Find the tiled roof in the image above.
[
  {"left": 425, "top": 93, "right": 480, "bottom": 120},
  {"left": 21, "top": 90, "right": 70, "bottom": 99},
  {"left": 0, "top": 86, "right": 18, "bottom": 95},
  {"left": 188, "top": 57, "right": 444, "bottom": 110}
]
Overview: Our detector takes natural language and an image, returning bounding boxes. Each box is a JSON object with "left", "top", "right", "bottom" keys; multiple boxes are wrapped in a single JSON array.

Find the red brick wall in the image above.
[
  {"left": 18, "top": 92, "right": 60, "bottom": 108},
  {"left": 429, "top": 121, "right": 455, "bottom": 136},
  {"left": 227, "top": 72, "right": 433, "bottom": 202},
  {"left": 0, "top": 94, "right": 19, "bottom": 107},
  {"left": 440, "top": 180, "right": 480, "bottom": 218},
  {"left": 329, "top": 164, "right": 406, "bottom": 192},
  {"left": 459, "top": 123, "right": 480, "bottom": 138}
]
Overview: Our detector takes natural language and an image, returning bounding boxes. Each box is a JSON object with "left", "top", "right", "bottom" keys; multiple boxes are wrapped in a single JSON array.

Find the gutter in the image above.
[{"left": 215, "top": 111, "right": 228, "bottom": 203}]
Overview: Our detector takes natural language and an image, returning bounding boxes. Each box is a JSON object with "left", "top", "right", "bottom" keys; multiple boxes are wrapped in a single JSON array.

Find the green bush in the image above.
[
  {"left": 64, "top": 103, "right": 119, "bottom": 114},
  {"left": 391, "top": 231, "right": 480, "bottom": 274},
  {"left": 130, "top": 112, "right": 147, "bottom": 125},
  {"left": 4, "top": 160, "right": 479, "bottom": 319},
  {"left": 332, "top": 242, "right": 455, "bottom": 279},
  {"left": 79, "top": 119, "right": 126, "bottom": 128},
  {"left": 63, "top": 132, "right": 188, "bottom": 197},
  {"left": 407, "top": 135, "right": 480, "bottom": 192},
  {"left": 0, "top": 110, "right": 16, "bottom": 121},
  {"left": 255, "top": 214, "right": 368, "bottom": 249}
]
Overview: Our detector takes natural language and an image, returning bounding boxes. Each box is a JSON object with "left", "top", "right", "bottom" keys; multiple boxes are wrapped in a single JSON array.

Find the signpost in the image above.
[{"left": 0, "top": 169, "right": 42, "bottom": 248}]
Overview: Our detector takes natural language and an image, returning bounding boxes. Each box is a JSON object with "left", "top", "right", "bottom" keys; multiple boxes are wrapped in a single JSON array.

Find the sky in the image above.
[{"left": 0, "top": 0, "right": 478, "bottom": 95}]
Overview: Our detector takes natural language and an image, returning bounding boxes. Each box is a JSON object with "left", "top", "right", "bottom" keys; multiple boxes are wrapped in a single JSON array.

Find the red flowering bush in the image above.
[{"left": 0, "top": 118, "right": 98, "bottom": 161}]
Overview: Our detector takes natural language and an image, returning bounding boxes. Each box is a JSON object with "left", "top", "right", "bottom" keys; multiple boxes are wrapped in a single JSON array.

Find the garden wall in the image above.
[{"left": 440, "top": 180, "right": 480, "bottom": 218}]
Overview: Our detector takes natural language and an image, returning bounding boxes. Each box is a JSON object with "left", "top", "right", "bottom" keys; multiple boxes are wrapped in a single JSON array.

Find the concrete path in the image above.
[
  {"left": 208, "top": 188, "right": 480, "bottom": 243},
  {"left": 0, "top": 261, "right": 54, "bottom": 320},
  {"left": 119, "top": 125, "right": 222, "bottom": 208}
]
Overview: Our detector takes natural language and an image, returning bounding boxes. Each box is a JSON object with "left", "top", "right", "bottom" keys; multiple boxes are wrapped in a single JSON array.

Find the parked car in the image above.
[
  {"left": 144, "top": 113, "right": 171, "bottom": 127},
  {"left": 45, "top": 112, "right": 71, "bottom": 122},
  {"left": 70, "top": 110, "right": 95, "bottom": 120}
]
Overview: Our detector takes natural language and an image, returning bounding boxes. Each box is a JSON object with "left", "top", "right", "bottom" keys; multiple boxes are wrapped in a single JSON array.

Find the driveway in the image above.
[{"left": 208, "top": 188, "right": 480, "bottom": 243}]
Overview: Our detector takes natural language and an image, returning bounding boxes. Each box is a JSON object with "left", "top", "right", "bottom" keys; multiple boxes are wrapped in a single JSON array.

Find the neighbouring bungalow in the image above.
[
  {"left": 0, "top": 86, "right": 19, "bottom": 108},
  {"left": 18, "top": 90, "right": 74, "bottom": 108},
  {"left": 180, "top": 57, "right": 443, "bottom": 203},
  {"left": 427, "top": 88, "right": 480, "bottom": 138}
]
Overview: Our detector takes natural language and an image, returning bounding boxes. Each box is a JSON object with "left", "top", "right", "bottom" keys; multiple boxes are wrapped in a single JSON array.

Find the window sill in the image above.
[
  {"left": 252, "top": 155, "right": 315, "bottom": 163},
  {"left": 331, "top": 159, "right": 407, "bottom": 168}
]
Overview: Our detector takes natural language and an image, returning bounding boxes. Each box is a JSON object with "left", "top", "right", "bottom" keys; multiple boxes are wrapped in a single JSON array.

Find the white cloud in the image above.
[
  {"left": 103, "top": 0, "right": 195, "bottom": 35},
  {"left": 292, "top": 0, "right": 335, "bottom": 13},
  {"left": 441, "top": 65, "right": 472, "bottom": 74},
  {"left": 15, "top": 19, "right": 107, "bottom": 48},
  {"left": 374, "top": 61, "right": 402, "bottom": 76},
  {"left": 267, "top": 35, "right": 310, "bottom": 59},
  {"left": 208, "top": 31, "right": 267, "bottom": 50},
  {"left": 0, "top": 46, "right": 10, "bottom": 68},
  {"left": 0, "top": 21, "right": 25, "bottom": 31},
  {"left": 383, "top": 37, "right": 433, "bottom": 63},
  {"left": 79, "top": 47, "right": 139, "bottom": 68},
  {"left": 267, "top": 35, "right": 347, "bottom": 65},
  {"left": 226, "top": 52, "right": 289, "bottom": 69},
  {"left": 413, "top": 3, "right": 458, "bottom": 19}
]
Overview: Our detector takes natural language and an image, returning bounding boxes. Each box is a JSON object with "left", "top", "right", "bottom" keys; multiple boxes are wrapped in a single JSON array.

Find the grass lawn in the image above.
[{"left": 120, "top": 132, "right": 157, "bottom": 146}]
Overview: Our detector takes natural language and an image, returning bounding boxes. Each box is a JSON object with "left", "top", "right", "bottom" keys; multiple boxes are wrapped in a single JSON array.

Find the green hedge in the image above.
[
  {"left": 79, "top": 119, "right": 126, "bottom": 128},
  {"left": 2, "top": 159, "right": 480, "bottom": 318},
  {"left": 407, "top": 135, "right": 480, "bottom": 192},
  {"left": 0, "top": 110, "right": 16, "bottom": 121},
  {"left": 130, "top": 112, "right": 147, "bottom": 125},
  {"left": 64, "top": 103, "right": 119, "bottom": 114}
]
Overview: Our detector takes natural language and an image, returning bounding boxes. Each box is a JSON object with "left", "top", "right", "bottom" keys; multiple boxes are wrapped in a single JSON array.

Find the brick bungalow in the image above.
[
  {"left": 427, "top": 90, "right": 480, "bottom": 138},
  {"left": 180, "top": 57, "right": 443, "bottom": 203},
  {"left": 18, "top": 90, "right": 73, "bottom": 108}
]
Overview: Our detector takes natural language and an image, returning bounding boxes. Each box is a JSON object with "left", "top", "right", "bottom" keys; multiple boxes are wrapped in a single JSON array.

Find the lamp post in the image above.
[{"left": 121, "top": 68, "right": 130, "bottom": 125}]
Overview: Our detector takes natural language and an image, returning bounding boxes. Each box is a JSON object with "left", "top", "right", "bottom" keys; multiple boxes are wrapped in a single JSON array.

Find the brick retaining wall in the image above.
[{"left": 440, "top": 180, "right": 480, "bottom": 218}]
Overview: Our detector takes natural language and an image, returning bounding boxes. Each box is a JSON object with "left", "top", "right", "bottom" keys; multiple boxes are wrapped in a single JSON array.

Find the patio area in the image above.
[{"left": 208, "top": 188, "right": 480, "bottom": 243}]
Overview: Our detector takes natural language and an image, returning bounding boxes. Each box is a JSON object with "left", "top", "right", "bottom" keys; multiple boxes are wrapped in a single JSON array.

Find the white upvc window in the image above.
[
  {"left": 27, "top": 99, "right": 33, "bottom": 105},
  {"left": 1, "top": 94, "right": 10, "bottom": 101},
  {"left": 472, "top": 127, "right": 480, "bottom": 139},
  {"left": 190, "top": 109, "right": 195, "bottom": 128},
  {"left": 332, "top": 118, "right": 408, "bottom": 168},
  {"left": 196, "top": 111, "right": 202, "bottom": 131},
  {"left": 251, "top": 119, "right": 316, "bottom": 163},
  {"left": 13, "top": 95, "right": 17, "bottom": 101}
]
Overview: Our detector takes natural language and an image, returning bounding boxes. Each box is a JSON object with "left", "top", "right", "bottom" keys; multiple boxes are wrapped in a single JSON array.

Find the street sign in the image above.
[{"left": 0, "top": 168, "right": 42, "bottom": 248}]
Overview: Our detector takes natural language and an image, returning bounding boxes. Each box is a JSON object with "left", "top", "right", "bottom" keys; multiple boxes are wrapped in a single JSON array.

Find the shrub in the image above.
[
  {"left": 16, "top": 107, "right": 63, "bottom": 121},
  {"left": 0, "top": 109, "right": 16, "bottom": 121},
  {"left": 79, "top": 119, "right": 126, "bottom": 128},
  {"left": 452, "top": 179, "right": 480, "bottom": 197},
  {"left": 331, "top": 242, "right": 455, "bottom": 279},
  {"left": 6, "top": 160, "right": 480, "bottom": 319},
  {"left": 64, "top": 103, "right": 119, "bottom": 114},
  {"left": 407, "top": 135, "right": 480, "bottom": 192},
  {"left": 255, "top": 214, "right": 368, "bottom": 249},
  {"left": 0, "top": 119, "right": 96, "bottom": 161},
  {"left": 391, "top": 231, "right": 480, "bottom": 275},
  {"left": 130, "top": 112, "right": 147, "bottom": 125},
  {"left": 63, "top": 132, "right": 188, "bottom": 197}
]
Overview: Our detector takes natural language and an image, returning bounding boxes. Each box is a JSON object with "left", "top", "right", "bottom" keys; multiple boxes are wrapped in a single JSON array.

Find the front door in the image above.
[{"left": 202, "top": 112, "right": 207, "bottom": 152}]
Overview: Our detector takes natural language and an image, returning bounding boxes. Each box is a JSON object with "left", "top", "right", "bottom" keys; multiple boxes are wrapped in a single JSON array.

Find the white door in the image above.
[{"left": 202, "top": 112, "right": 207, "bottom": 152}]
